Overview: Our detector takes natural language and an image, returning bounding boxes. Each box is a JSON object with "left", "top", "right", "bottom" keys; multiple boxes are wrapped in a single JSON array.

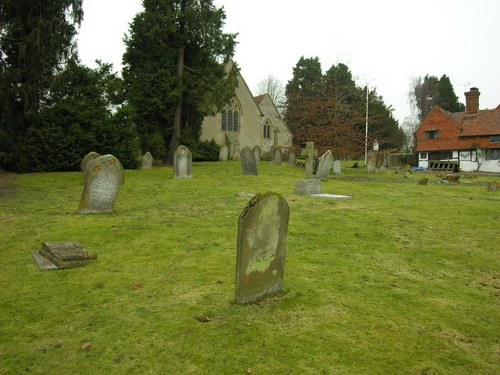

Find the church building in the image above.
[{"left": 200, "top": 63, "right": 292, "bottom": 159}]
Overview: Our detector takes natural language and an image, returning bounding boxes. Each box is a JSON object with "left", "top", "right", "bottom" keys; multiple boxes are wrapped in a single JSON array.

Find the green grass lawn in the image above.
[{"left": 0, "top": 161, "right": 498, "bottom": 374}]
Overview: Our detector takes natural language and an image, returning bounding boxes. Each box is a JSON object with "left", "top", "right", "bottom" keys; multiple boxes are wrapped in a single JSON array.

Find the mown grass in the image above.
[{"left": 0, "top": 161, "right": 498, "bottom": 374}]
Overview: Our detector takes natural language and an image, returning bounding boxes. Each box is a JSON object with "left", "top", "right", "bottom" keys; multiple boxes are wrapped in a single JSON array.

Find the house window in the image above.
[
  {"left": 419, "top": 152, "right": 427, "bottom": 160},
  {"left": 490, "top": 135, "right": 500, "bottom": 143},
  {"left": 441, "top": 151, "right": 453, "bottom": 160},
  {"left": 425, "top": 130, "right": 439, "bottom": 139},
  {"left": 485, "top": 149, "right": 500, "bottom": 160},
  {"left": 221, "top": 98, "right": 240, "bottom": 133}
]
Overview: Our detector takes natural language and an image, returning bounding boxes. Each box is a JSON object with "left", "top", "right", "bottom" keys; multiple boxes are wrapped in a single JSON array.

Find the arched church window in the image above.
[
  {"left": 221, "top": 98, "right": 240, "bottom": 133},
  {"left": 263, "top": 120, "right": 272, "bottom": 139}
]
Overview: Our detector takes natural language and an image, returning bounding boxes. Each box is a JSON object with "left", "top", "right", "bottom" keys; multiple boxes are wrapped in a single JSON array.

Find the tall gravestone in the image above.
[
  {"left": 174, "top": 145, "right": 192, "bottom": 179},
  {"left": 315, "top": 150, "right": 333, "bottom": 181},
  {"left": 301, "top": 142, "right": 318, "bottom": 179},
  {"left": 236, "top": 192, "right": 289, "bottom": 304},
  {"left": 219, "top": 145, "right": 229, "bottom": 162},
  {"left": 239, "top": 147, "right": 258, "bottom": 175},
  {"left": 78, "top": 154, "right": 124, "bottom": 214},
  {"left": 288, "top": 148, "right": 296, "bottom": 165},
  {"left": 252, "top": 145, "right": 261, "bottom": 167},
  {"left": 274, "top": 148, "right": 282, "bottom": 165},
  {"left": 81, "top": 152, "right": 101, "bottom": 173},
  {"left": 141, "top": 152, "right": 153, "bottom": 169}
]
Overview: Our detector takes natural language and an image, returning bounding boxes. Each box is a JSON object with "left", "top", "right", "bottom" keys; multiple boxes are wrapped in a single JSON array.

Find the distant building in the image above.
[
  {"left": 200, "top": 61, "right": 292, "bottom": 159},
  {"left": 416, "top": 88, "right": 500, "bottom": 172}
]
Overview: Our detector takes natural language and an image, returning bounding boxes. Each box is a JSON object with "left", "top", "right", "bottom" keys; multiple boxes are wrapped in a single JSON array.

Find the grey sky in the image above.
[{"left": 77, "top": 0, "right": 500, "bottom": 123}]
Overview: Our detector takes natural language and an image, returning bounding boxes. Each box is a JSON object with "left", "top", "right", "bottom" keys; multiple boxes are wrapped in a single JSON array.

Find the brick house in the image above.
[{"left": 416, "top": 88, "right": 500, "bottom": 172}]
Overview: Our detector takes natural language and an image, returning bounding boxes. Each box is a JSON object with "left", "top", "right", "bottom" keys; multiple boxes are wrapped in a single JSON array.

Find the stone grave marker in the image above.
[
  {"left": 274, "top": 148, "right": 282, "bottom": 165},
  {"left": 174, "top": 145, "right": 192, "bottom": 179},
  {"left": 288, "top": 150, "right": 296, "bottom": 165},
  {"left": 78, "top": 154, "right": 124, "bottom": 214},
  {"left": 333, "top": 160, "right": 341, "bottom": 174},
  {"left": 294, "top": 179, "right": 322, "bottom": 195},
  {"left": 301, "top": 142, "right": 318, "bottom": 179},
  {"left": 315, "top": 150, "right": 333, "bottom": 181},
  {"left": 141, "top": 152, "right": 153, "bottom": 169},
  {"left": 239, "top": 147, "right": 258, "bottom": 175},
  {"left": 33, "top": 242, "right": 97, "bottom": 270},
  {"left": 81, "top": 151, "right": 101, "bottom": 173},
  {"left": 219, "top": 145, "right": 229, "bottom": 161},
  {"left": 252, "top": 145, "right": 261, "bottom": 167},
  {"left": 236, "top": 192, "right": 289, "bottom": 304}
]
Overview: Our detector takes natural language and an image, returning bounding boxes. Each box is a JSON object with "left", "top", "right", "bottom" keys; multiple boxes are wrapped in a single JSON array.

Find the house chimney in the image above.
[{"left": 465, "top": 87, "right": 480, "bottom": 114}]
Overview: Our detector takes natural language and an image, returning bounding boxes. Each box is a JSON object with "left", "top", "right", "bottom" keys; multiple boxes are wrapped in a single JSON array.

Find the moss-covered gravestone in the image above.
[
  {"left": 239, "top": 147, "right": 258, "bottom": 175},
  {"left": 236, "top": 192, "right": 289, "bottom": 304},
  {"left": 78, "top": 154, "right": 124, "bottom": 214}
]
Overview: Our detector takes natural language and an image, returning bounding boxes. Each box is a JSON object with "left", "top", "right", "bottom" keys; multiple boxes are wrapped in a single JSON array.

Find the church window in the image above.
[
  {"left": 263, "top": 123, "right": 271, "bottom": 139},
  {"left": 221, "top": 98, "right": 240, "bottom": 133}
]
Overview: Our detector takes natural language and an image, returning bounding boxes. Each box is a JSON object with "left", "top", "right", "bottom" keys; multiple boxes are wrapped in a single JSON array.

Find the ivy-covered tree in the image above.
[
  {"left": 123, "top": 0, "right": 238, "bottom": 162},
  {"left": 0, "top": 0, "right": 83, "bottom": 171}
]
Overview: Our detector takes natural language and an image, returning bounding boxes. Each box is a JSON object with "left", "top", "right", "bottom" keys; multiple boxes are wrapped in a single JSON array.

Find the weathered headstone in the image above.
[
  {"left": 301, "top": 142, "right": 318, "bottom": 179},
  {"left": 274, "top": 148, "right": 282, "bottom": 165},
  {"left": 219, "top": 145, "right": 229, "bottom": 162},
  {"left": 333, "top": 160, "right": 341, "bottom": 174},
  {"left": 366, "top": 151, "right": 377, "bottom": 173},
  {"left": 252, "top": 145, "right": 261, "bottom": 167},
  {"left": 315, "top": 150, "right": 333, "bottom": 181},
  {"left": 33, "top": 242, "right": 97, "bottom": 270},
  {"left": 141, "top": 152, "right": 153, "bottom": 169},
  {"left": 239, "top": 147, "right": 258, "bottom": 175},
  {"left": 288, "top": 151, "right": 296, "bottom": 165},
  {"left": 81, "top": 151, "right": 101, "bottom": 173},
  {"left": 78, "top": 154, "right": 124, "bottom": 214},
  {"left": 174, "top": 145, "right": 192, "bottom": 179},
  {"left": 294, "top": 179, "right": 322, "bottom": 195},
  {"left": 236, "top": 192, "right": 289, "bottom": 304}
]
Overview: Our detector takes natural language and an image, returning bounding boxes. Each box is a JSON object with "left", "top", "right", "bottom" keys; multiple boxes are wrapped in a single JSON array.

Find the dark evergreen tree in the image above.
[
  {"left": 122, "top": 0, "right": 238, "bottom": 162},
  {"left": 0, "top": 0, "right": 83, "bottom": 170}
]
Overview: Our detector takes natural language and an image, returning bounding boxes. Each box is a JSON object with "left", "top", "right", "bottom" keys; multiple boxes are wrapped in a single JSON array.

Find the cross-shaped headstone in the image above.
[{"left": 301, "top": 142, "right": 318, "bottom": 179}]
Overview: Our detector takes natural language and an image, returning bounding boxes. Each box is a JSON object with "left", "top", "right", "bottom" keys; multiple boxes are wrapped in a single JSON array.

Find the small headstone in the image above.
[
  {"left": 333, "top": 160, "right": 341, "bottom": 174},
  {"left": 78, "top": 154, "right": 124, "bottom": 214},
  {"left": 366, "top": 151, "right": 377, "bottom": 173},
  {"left": 219, "top": 145, "right": 229, "bottom": 162},
  {"left": 252, "top": 145, "right": 261, "bottom": 167},
  {"left": 418, "top": 177, "right": 429, "bottom": 185},
  {"left": 236, "top": 192, "right": 289, "bottom": 304},
  {"left": 316, "top": 150, "right": 333, "bottom": 181},
  {"left": 288, "top": 152, "right": 296, "bottom": 165},
  {"left": 174, "top": 145, "right": 192, "bottom": 179},
  {"left": 81, "top": 151, "right": 101, "bottom": 173},
  {"left": 239, "top": 147, "right": 258, "bottom": 175},
  {"left": 294, "top": 179, "right": 322, "bottom": 195},
  {"left": 33, "top": 242, "right": 97, "bottom": 270},
  {"left": 141, "top": 152, "right": 153, "bottom": 169},
  {"left": 301, "top": 142, "right": 318, "bottom": 179},
  {"left": 274, "top": 148, "right": 282, "bottom": 165}
]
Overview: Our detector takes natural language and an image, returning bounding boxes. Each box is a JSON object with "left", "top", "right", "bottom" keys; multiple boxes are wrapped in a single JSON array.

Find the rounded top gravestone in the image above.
[{"left": 78, "top": 154, "right": 124, "bottom": 214}]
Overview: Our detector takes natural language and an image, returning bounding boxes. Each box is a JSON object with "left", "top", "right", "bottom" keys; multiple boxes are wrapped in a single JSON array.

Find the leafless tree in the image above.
[{"left": 255, "top": 75, "right": 286, "bottom": 115}]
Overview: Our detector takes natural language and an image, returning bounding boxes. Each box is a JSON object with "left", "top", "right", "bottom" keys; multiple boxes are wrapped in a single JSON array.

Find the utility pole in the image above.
[{"left": 364, "top": 85, "right": 369, "bottom": 164}]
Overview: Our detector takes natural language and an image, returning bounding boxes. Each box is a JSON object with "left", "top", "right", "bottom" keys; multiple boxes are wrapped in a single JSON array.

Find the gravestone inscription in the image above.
[
  {"left": 78, "top": 154, "right": 124, "bottom": 214},
  {"left": 239, "top": 147, "right": 258, "bottom": 175},
  {"left": 236, "top": 192, "right": 289, "bottom": 304},
  {"left": 174, "top": 145, "right": 192, "bottom": 179}
]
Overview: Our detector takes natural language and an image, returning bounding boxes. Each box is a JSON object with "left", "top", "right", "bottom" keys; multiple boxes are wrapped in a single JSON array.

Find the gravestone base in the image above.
[
  {"left": 294, "top": 179, "right": 322, "bottom": 195},
  {"left": 310, "top": 194, "right": 351, "bottom": 200},
  {"left": 33, "top": 242, "right": 97, "bottom": 270}
]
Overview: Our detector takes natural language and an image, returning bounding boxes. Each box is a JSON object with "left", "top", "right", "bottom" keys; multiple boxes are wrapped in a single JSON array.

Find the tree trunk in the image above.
[{"left": 167, "top": 44, "right": 185, "bottom": 163}]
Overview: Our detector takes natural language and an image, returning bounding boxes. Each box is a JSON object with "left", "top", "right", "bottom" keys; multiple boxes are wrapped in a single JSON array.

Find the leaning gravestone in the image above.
[
  {"left": 219, "top": 145, "right": 229, "bottom": 162},
  {"left": 174, "top": 145, "right": 192, "bottom": 179},
  {"left": 252, "top": 145, "right": 261, "bottom": 167},
  {"left": 316, "top": 150, "right": 333, "bottom": 181},
  {"left": 333, "top": 160, "right": 341, "bottom": 174},
  {"left": 141, "top": 152, "right": 153, "bottom": 169},
  {"left": 78, "top": 154, "right": 124, "bottom": 214},
  {"left": 81, "top": 151, "right": 101, "bottom": 173},
  {"left": 239, "top": 147, "right": 258, "bottom": 175},
  {"left": 236, "top": 192, "right": 289, "bottom": 304},
  {"left": 33, "top": 242, "right": 97, "bottom": 270}
]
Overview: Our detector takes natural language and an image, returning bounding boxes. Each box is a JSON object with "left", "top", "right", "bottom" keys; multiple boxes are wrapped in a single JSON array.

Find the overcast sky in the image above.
[{"left": 77, "top": 0, "right": 500, "bottom": 123}]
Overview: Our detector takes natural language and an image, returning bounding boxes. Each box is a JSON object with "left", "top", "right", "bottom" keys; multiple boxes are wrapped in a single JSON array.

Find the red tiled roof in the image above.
[
  {"left": 254, "top": 94, "right": 266, "bottom": 105},
  {"left": 437, "top": 106, "right": 500, "bottom": 136}
]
